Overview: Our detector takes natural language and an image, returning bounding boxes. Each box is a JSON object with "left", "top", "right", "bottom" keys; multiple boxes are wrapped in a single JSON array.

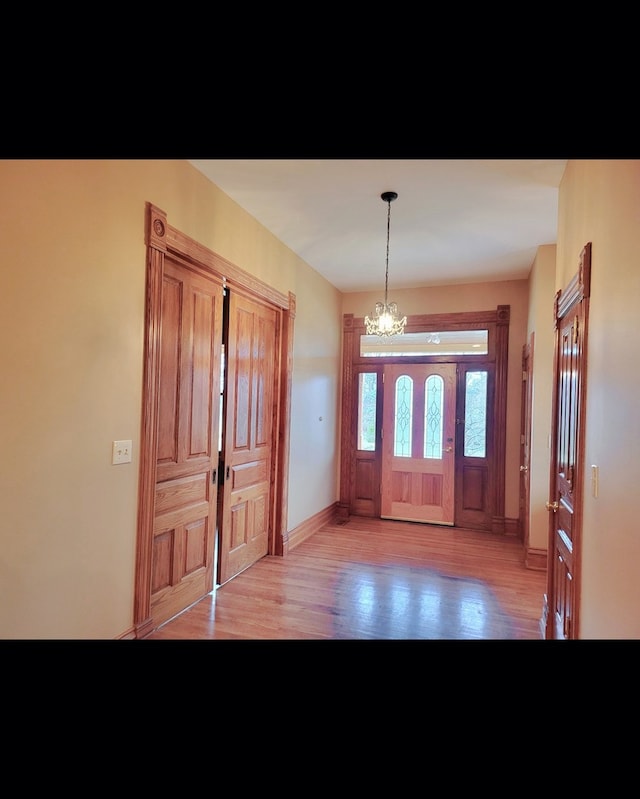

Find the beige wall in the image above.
[
  {"left": 556, "top": 160, "right": 640, "bottom": 638},
  {"left": 0, "top": 160, "right": 342, "bottom": 639},
  {"left": 289, "top": 259, "right": 342, "bottom": 529},
  {"left": 4, "top": 159, "right": 638, "bottom": 640},
  {"left": 526, "top": 244, "right": 556, "bottom": 552},
  {"left": 343, "top": 280, "right": 530, "bottom": 521}
]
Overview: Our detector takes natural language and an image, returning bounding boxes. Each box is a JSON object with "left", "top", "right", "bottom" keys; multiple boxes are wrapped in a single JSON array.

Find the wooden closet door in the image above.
[
  {"left": 150, "top": 256, "right": 223, "bottom": 627},
  {"left": 217, "top": 291, "right": 278, "bottom": 585}
]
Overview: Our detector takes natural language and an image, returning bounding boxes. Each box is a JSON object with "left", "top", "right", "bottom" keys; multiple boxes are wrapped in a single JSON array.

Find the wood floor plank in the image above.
[{"left": 144, "top": 517, "right": 547, "bottom": 640}]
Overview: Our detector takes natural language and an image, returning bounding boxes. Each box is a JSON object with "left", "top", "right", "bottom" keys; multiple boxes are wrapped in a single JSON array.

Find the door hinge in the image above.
[{"left": 522, "top": 370, "right": 527, "bottom": 381}]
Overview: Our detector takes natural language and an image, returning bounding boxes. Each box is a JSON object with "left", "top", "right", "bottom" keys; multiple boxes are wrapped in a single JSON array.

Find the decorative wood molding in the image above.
[
  {"left": 493, "top": 305, "right": 510, "bottom": 524},
  {"left": 339, "top": 315, "right": 354, "bottom": 512},
  {"left": 492, "top": 516, "right": 506, "bottom": 534},
  {"left": 341, "top": 306, "right": 509, "bottom": 532},
  {"left": 526, "top": 548, "right": 548, "bottom": 571},
  {"left": 496, "top": 304, "right": 511, "bottom": 325},
  {"left": 504, "top": 516, "right": 519, "bottom": 536},
  {"left": 134, "top": 231, "right": 164, "bottom": 638},
  {"left": 520, "top": 333, "right": 534, "bottom": 551},
  {"left": 540, "top": 593, "right": 549, "bottom": 638},
  {"left": 166, "top": 223, "right": 290, "bottom": 310},
  {"left": 557, "top": 242, "right": 592, "bottom": 319},
  {"left": 287, "top": 502, "right": 338, "bottom": 551},
  {"left": 117, "top": 627, "right": 137, "bottom": 640},
  {"left": 146, "top": 204, "right": 168, "bottom": 253},
  {"left": 397, "top": 309, "right": 501, "bottom": 330},
  {"left": 274, "top": 296, "right": 296, "bottom": 556}
]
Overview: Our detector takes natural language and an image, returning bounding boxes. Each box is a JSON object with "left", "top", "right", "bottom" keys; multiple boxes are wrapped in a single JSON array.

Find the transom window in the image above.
[{"left": 360, "top": 329, "right": 488, "bottom": 358}]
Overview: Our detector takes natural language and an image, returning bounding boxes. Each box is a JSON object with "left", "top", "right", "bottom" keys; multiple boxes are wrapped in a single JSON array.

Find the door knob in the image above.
[
  {"left": 545, "top": 501, "right": 559, "bottom": 512},
  {"left": 445, "top": 446, "right": 453, "bottom": 452},
  {"left": 520, "top": 465, "right": 528, "bottom": 472}
]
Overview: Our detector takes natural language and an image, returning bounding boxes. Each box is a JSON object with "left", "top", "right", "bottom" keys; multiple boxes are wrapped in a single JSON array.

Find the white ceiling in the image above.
[{"left": 189, "top": 159, "right": 567, "bottom": 294}]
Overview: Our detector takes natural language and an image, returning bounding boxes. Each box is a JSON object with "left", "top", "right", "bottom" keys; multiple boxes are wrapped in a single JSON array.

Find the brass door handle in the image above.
[
  {"left": 445, "top": 447, "right": 453, "bottom": 452},
  {"left": 546, "top": 501, "right": 559, "bottom": 512},
  {"left": 520, "top": 465, "right": 528, "bottom": 472}
]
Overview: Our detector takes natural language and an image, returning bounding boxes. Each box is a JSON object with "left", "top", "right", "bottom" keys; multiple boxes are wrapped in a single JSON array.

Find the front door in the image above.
[
  {"left": 381, "top": 363, "right": 456, "bottom": 525},
  {"left": 217, "top": 290, "right": 279, "bottom": 585},
  {"left": 150, "top": 255, "right": 223, "bottom": 627},
  {"left": 545, "top": 243, "right": 591, "bottom": 639}
]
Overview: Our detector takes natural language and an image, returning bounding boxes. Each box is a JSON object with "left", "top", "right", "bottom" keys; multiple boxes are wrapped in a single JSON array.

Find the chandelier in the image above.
[{"left": 365, "top": 191, "right": 407, "bottom": 338}]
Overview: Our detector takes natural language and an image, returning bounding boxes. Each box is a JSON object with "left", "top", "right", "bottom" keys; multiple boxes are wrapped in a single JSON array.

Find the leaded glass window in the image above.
[
  {"left": 357, "top": 372, "right": 377, "bottom": 451},
  {"left": 394, "top": 375, "right": 413, "bottom": 457},
  {"left": 424, "top": 374, "right": 444, "bottom": 459},
  {"left": 464, "top": 370, "right": 487, "bottom": 458}
]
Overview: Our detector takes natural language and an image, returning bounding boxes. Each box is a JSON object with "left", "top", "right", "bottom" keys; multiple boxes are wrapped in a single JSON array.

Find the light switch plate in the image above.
[{"left": 112, "top": 440, "right": 132, "bottom": 464}]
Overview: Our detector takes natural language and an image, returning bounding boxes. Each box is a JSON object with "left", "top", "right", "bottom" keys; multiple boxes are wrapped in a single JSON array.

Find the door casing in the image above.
[{"left": 520, "top": 334, "right": 533, "bottom": 555}]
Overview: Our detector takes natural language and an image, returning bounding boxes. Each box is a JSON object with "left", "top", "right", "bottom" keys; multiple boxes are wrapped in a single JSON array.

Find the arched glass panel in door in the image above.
[
  {"left": 394, "top": 375, "right": 413, "bottom": 457},
  {"left": 424, "top": 374, "right": 444, "bottom": 459}
]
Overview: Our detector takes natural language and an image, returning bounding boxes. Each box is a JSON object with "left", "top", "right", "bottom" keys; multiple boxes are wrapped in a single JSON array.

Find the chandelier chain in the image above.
[{"left": 384, "top": 196, "right": 391, "bottom": 304}]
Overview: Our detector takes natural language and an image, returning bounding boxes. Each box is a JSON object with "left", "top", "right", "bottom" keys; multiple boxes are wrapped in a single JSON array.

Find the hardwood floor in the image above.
[{"left": 144, "top": 516, "right": 547, "bottom": 640}]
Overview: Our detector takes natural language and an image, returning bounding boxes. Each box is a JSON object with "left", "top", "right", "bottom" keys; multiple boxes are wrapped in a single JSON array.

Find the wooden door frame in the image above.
[
  {"left": 339, "top": 306, "right": 510, "bottom": 532},
  {"left": 520, "top": 334, "right": 533, "bottom": 550},
  {"left": 543, "top": 243, "right": 591, "bottom": 640},
  {"left": 133, "top": 203, "right": 295, "bottom": 639}
]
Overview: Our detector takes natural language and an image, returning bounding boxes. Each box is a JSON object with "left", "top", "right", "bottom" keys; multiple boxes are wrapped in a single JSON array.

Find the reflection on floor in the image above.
[
  {"left": 146, "top": 517, "right": 546, "bottom": 640},
  {"left": 333, "top": 563, "right": 515, "bottom": 639}
]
